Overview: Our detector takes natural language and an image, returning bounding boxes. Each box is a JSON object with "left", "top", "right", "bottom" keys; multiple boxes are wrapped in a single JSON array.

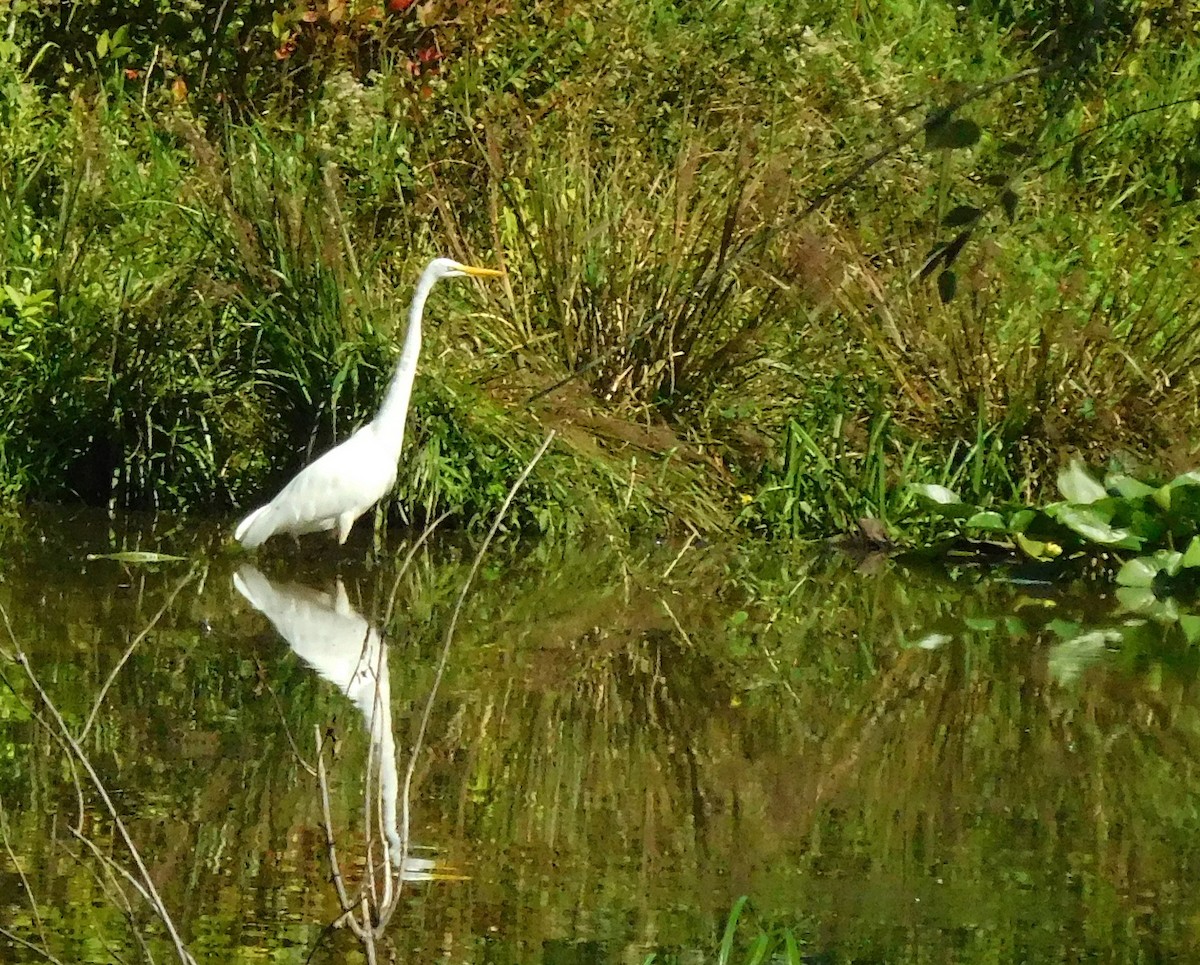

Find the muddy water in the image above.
[{"left": 3, "top": 508, "right": 1200, "bottom": 963}]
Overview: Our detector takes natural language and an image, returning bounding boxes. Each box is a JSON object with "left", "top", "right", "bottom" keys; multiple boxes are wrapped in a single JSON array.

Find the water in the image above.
[{"left": 3, "top": 508, "right": 1200, "bottom": 963}]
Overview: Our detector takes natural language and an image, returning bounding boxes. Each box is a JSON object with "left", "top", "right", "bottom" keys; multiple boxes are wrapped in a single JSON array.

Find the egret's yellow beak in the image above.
[{"left": 460, "top": 264, "right": 505, "bottom": 278}]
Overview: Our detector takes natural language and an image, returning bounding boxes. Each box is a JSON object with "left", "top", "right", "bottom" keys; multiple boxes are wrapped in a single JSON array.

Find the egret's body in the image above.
[
  {"left": 235, "top": 566, "right": 439, "bottom": 875},
  {"left": 235, "top": 257, "right": 502, "bottom": 549}
]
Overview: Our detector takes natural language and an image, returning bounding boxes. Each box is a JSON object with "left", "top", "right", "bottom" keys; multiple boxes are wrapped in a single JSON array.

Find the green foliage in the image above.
[
  {"left": 913, "top": 460, "right": 1200, "bottom": 602},
  {"left": 3, "top": 0, "right": 1200, "bottom": 539}
]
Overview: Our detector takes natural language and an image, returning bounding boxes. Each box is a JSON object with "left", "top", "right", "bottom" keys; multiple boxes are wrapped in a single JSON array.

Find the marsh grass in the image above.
[
  {"left": 478, "top": 134, "right": 792, "bottom": 417},
  {"left": 4, "top": 0, "right": 1200, "bottom": 539}
]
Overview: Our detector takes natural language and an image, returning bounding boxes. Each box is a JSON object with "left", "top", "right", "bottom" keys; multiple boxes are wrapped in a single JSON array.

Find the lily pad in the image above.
[
  {"left": 911, "top": 483, "right": 962, "bottom": 504},
  {"left": 1182, "top": 535, "right": 1200, "bottom": 569},
  {"left": 1179, "top": 614, "right": 1200, "bottom": 645},
  {"left": 1115, "top": 585, "right": 1181, "bottom": 622},
  {"left": 1015, "top": 532, "right": 1062, "bottom": 561},
  {"left": 1049, "top": 504, "right": 1140, "bottom": 548},
  {"left": 1057, "top": 460, "right": 1107, "bottom": 505},
  {"left": 1007, "top": 508, "right": 1038, "bottom": 533},
  {"left": 1106, "top": 473, "right": 1155, "bottom": 500},
  {"left": 910, "top": 484, "right": 975, "bottom": 518},
  {"left": 965, "top": 510, "right": 1007, "bottom": 531},
  {"left": 1116, "top": 557, "right": 1162, "bottom": 588}
]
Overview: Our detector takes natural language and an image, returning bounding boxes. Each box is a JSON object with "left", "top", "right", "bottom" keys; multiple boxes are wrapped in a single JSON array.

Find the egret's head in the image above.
[{"left": 426, "top": 257, "right": 504, "bottom": 280}]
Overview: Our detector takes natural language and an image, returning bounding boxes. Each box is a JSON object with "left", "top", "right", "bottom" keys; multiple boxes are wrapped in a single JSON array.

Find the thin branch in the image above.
[
  {"left": 0, "top": 794, "right": 47, "bottom": 948},
  {"left": 379, "top": 430, "right": 556, "bottom": 932},
  {"left": 316, "top": 725, "right": 357, "bottom": 916},
  {"left": 80, "top": 565, "right": 198, "bottom": 741},
  {"left": 1, "top": 603, "right": 196, "bottom": 965},
  {"left": 254, "top": 655, "right": 317, "bottom": 777},
  {"left": 380, "top": 510, "right": 453, "bottom": 634},
  {"left": 61, "top": 834, "right": 152, "bottom": 964},
  {"left": 0, "top": 925, "right": 68, "bottom": 965}
]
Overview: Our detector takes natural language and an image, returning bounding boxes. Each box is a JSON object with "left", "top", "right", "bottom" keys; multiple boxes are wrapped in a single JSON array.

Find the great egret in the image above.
[
  {"left": 234, "top": 566, "right": 441, "bottom": 878},
  {"left": 235, "top": 257, "right": 503, "bottom": 548}
]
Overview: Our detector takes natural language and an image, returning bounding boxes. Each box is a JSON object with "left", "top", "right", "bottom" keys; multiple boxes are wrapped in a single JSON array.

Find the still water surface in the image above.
[{"left": 3, "top": 508, "right": 1200, "bottom": 962}]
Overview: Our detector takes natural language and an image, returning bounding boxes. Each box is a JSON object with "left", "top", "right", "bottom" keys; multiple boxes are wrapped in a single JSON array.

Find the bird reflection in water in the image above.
[{"left": 233, "top": 566, "right": 447, "bottom": 887}]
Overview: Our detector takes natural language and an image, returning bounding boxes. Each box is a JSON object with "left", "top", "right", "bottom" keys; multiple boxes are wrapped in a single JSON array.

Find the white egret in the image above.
[
  {"left": 234, "top": 566, "right": 442, "bottom": 878},
  {"left": 235, "top": 257, "right": 503, "bottom": 548}
]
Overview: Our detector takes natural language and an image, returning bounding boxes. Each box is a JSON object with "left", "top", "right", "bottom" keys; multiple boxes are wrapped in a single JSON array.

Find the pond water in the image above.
[{"left": 3, "top": 508, "right": 1200, "bottom": 963}]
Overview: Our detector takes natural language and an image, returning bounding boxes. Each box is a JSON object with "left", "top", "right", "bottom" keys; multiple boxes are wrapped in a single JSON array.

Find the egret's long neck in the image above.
[{"left": 373, "top": 267, "right": 439, "bottom": 456}]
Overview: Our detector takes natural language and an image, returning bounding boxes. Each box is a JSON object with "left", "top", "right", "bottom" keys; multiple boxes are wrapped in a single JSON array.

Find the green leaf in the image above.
[
  {"left": 1152, "top": 484, "right": 1174, "bottom": 511},
  {"left": 1182, "top": 535, "right": 1200, "bottom": 568},
  {"left": 1015, "top": 532, "right": 1061, "bottom": 561},
  {"left": 1047, "top": 618, "right": 1081, "bottom": 639},
  {"left": 964, "top": 617, "right": 997, "bottom": 631},
  {"left": 718, "top": 897, "right": 748, "bottom": 965},
  {"left": 1048, "top": 629, "right": 1119, "bottom": 685},
  {"left": 937, "top": 268, "right": 957, "bottom": 303},
  {"left": 1115, "top": 586, "right": 1179, "bottom": 623},
  {"left": 1117, "top": 557, "right": 1161, "bottom": 588},
  {"left": 745, "top": 934, "right": 771, "bottom": 965},
  {"left": 965, "top": 510, "right": 1006, "bottom": 531},
  {"left": 1156, "top": 550, "right": 1185, "bottom": 577},
  {"left": 911, "top": 484, "right": 975, "bottom": 519},
  {"left": 1170, "top": 470, "right": 1200, "bottom": 487},
  {"left": 1106, "top": 473, "right": 1155, "bottom": 500},
  {"left": 1115, "top": 585, "right": 1158, "bottom": 613},
  {"left": 1179, "top": 614, "right": 1200, "bottom": 645},
  {"left": 1126, "top": 510, "right": 1165, "bottom": 543},
  {"left": 86, "top": 551, "right": 187, "bottom": 563},
  {"left": 783, "top": 931, "right": 802, "bottom": 965},
  {"left": 1008, "top": 508, "right": 1037, "bottom": 532},
  {"left": 1057, "top": 459, "right": 1107, "bottom": 504},
  {"left": 911, "top": 483, "right": 961, "bottom": 505},
  {"left": 926, "top": 117, "right": 982, "bottom": 150},
  {"left": 1051, "top": 504, "right": 1139, "bottom": 547}
]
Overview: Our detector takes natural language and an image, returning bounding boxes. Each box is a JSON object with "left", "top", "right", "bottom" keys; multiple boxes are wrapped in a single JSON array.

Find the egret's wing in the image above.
[{"left": 236, "top": 431, "right": 393, "bottom": 547}]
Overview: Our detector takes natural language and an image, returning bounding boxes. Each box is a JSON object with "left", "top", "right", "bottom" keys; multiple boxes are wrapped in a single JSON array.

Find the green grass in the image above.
[{"left": 1, "top": 1, "right": 1199, "bottom": 540}]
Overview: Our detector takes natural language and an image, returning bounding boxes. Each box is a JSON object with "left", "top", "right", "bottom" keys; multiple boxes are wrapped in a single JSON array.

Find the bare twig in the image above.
[
  {"left": 254, "top": 654, "right": 317, "bottom": 776},
  {"left": 316, "top": 725, "right": 358, "bottom": 919},
  {"left": 380, "top": 430, "right": 556, "bottom": 932},
  {"left": 380, "top": 510, "right": 453, "bottom": 633},
  {"left": 2, "top": 604, "right": 197, "bottom": 965},
  {"left": 0, "top": 925, "right": 68, "bottom": 965},
  {"left": 0, "top": 795, "right": 47, "bottom": 949},
  {"left": 62, "top": 833, "right": 154, "bottom": 964},
  {"left": 80, "top": 564, "right": 198, "bottom": 741}
]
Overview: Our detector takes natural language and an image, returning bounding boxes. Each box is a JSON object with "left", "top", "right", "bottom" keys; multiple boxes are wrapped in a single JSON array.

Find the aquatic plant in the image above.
[{"left": 913, "top": 459, "right": 1200, "bottom": 598}]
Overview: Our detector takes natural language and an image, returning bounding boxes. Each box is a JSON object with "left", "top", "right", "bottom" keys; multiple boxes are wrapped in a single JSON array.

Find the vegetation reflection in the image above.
[{"left": 1, "top": 512, "right": 1200, "bottom": 960}]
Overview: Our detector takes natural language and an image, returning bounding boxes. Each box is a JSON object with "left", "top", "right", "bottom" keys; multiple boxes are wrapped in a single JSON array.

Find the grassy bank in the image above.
[{"left": 2, "top": 1, "right": 1199, "bottom": 540}]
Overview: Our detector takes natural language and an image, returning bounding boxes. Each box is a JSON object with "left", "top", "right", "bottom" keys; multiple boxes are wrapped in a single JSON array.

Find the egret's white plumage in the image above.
[
  {"left": 235, "top": 257, "right": 502, "bottom": 549},
  {"left": 234, "top": 566, "right": 443, "bottom": 876}
]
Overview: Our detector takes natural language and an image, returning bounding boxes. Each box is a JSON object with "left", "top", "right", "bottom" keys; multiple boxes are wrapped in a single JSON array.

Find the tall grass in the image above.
[
  {"left": 3, "top": 0, "right": 1200, "bottom": 538},
  {"left": 475, "top": 133, "right": 791, "bottom": 417}
]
